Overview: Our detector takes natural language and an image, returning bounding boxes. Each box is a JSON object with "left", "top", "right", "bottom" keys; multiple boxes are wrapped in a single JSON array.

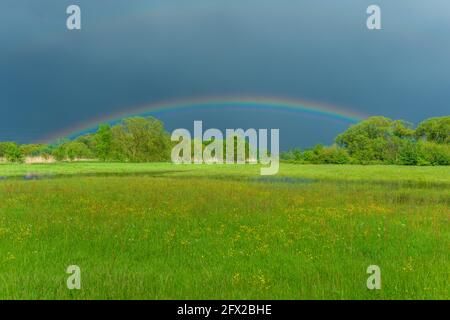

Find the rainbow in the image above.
[{"left": 42, "top": 96, "right": 368, "bottom": 143}]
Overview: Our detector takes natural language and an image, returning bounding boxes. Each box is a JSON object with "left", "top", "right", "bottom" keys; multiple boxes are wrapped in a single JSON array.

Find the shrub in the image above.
[
  {"left": 0, "top": 142, "right": 24, "bottom": 163},
  {"left": 280, "top": 148, "right": 303, "bottom": 162},
  {"left": 336, "top": 116, "right": 413, "bottom": 163},
  {"left": 52, "top": 141, "right": 93, "bottom": 161},
  {"left": 415, "top": 116, "right": 450, "bottom": 144},
  {"left": 398, "top": 140, "right": 421, "bottom": 165},
  {"left": 303, "top": 144, "right": 351, "bottom": 164},
  {"left": 418, "top": 141, "right": 450, "bottom": 166}
]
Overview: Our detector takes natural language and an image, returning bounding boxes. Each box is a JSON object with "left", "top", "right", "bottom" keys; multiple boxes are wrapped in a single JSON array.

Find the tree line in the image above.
[
  {"left": 281, "top": 116, "right": 449, "bottom": 165},
  {"left": 0, "top": 115, "right": 448, "bottom": 165},
  {"left": 0, "top": 117, "right": 172, "bottom": 163}
]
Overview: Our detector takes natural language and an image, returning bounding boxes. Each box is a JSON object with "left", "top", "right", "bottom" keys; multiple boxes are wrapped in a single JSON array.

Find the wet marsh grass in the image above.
[{"left": 0, "top": 163, "right": 448, "bottom": 299}]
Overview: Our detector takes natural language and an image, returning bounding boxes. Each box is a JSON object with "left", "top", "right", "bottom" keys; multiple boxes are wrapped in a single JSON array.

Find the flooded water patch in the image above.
[
  {"left": 252, "top": 176, "right": 317, "bottom": 184},
  {"left": 0, "top": 170, "right": 187, "bottom": 181}
]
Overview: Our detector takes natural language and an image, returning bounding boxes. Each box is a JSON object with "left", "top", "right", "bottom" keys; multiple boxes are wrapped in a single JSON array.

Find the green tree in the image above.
[
  {"left": 223, "top": 136, "right": 252, "bottom": 162},
  {"left": 336, "top": 116, "right": 413, "bottom": 163},
  {"left": 20, "top": 144, "right": 46, "bottom": 157},
  {"left": 52, "top": 144, "right": 67, "bottom": 161},
  {"left": 398, "top": 140, "right": 421, "bottom": 165},
  {"left": 415, "top": 116, "right": 450, "bottom": 144},
  {"left": 302, "top": 144, "right": 350, "bottom": 164},
  {"left": 0, "top": 142, "right": 12, "bottom": 157},
  {"left": 76, "top": 134, "right": 97, "bottom": 156},
  {"left": 52, "top": 141, "right": 93, "bottom": 161},
  {"left": 110, "top": 117, "right": 171, "bottom": 162},
  {"left": 0, "top": 142, "right": 24, "bottom": 163},
  {"left": 418, "top": 141, "right": 450, "bottom": 165},
  {"left": 65, "top": 141, "right": 93, "bottom": 161},
  {"left": 95, "top": 124, "right": 112, "bottom": 160},
  {"left": 281, "top": 148, "right": 303, "bottom": 162}
]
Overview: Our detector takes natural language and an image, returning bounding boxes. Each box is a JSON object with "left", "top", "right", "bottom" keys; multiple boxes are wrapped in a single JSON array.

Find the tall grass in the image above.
[{"left": 0, "top": 163, "right": 448, "bottom": 299}]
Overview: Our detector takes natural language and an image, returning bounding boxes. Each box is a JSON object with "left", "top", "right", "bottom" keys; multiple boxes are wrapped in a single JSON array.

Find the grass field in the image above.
[{"left": 0, "top": 162, "right": 448, "bottom": 299}]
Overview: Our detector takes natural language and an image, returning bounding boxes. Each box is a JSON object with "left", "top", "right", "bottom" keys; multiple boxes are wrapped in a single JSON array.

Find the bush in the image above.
[
  {"left": 110, "top": 117, "right": 171, "bottom": 162},
  {"left": 52, "top": 144, "right": 67, "bottom": 161},
  {"left": 302, "top": 144, "right": 351, "bottom": 164},
  {"left": 418, "top": 141, "right": 450, "bottom": 166},
  {"left": 52, "top": 141, "right": 93, "bottom": 161},
  {"left": 336, "top": 116, "right": 413, "bottom": 163},
  {"left": 280, "top": 148, "right": 303, "bottom": 162},
  {"left": 398, "top": 140, "right": 421, "bottom": 165},
  {"left": 20, "top": 144, "right": 47, "bottom": 157},
  {"left": 0, "top": 142, "right": 24, "bottom": 163},
  {"left": 66, "top": 142, "right": 93, "bottom": 161},
  {"left": 415, "top": 116, "right": 450, "bottom": 144}
]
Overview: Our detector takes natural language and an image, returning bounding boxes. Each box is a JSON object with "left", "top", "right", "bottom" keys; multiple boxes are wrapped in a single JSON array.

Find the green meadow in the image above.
[{"left": 0, "top": 163, "right": 448, "bottom": 299}]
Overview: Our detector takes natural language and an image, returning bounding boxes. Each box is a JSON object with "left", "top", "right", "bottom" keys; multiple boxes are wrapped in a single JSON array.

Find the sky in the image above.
[{"left": 0, "top": 0, "right": 449, "bottom": 150}]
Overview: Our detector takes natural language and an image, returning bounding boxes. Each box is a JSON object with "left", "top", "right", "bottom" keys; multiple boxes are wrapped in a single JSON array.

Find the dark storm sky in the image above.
[{"left": 0, "top": 0, "right": 449, "bottom": 150}]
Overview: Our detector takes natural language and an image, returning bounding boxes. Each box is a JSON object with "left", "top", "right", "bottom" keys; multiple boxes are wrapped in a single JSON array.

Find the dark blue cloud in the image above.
[{"left": 1, "top": 0, "right": 449, "bottom": 149}]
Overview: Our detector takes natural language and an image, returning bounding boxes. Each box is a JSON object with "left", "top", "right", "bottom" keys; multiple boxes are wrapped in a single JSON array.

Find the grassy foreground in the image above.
[{"left": 0, "top": 163, "right": 448, "bottom": 299}]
